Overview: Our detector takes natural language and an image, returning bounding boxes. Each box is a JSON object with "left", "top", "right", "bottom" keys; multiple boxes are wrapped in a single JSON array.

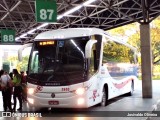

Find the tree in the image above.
[
  {"left": 108, "top": 17, "right": 160, "bottom": 65},
  {"left": 16, "top": 56, "right": 29, "bottom": 72},
  {"left": 103, "top": 41, "right": 133, "bottom": 63},
  {"left": 7, "top": 55, "right": 29, "bottom": 72},
  {"left": 150, "top": 18, "right": 160, "bottom": 64},
  {"left": 107, "top": 23, "right": 140, "bottom": 63}
]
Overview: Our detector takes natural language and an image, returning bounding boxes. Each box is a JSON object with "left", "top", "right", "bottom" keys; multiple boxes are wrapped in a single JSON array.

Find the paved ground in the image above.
[{"left": 0, "top": 80, "right": 160, "bottom": 120}]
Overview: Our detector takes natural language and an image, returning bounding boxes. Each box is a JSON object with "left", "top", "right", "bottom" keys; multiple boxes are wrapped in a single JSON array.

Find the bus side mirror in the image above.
[
  {"left": 85, "top": 39, "right": 97, "bottom": 58},
  {"left": 18, "top": 43, "right": 33, "bottom": 61}
]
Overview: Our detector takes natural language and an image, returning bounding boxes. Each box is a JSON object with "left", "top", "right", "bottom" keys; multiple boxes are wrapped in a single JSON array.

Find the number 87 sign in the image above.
[{"left": 35, "top": 0, "right": 57, "bottom": 22}]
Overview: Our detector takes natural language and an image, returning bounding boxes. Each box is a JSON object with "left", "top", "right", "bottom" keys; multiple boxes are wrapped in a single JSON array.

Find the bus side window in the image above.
[
  {"left": 34, "top": 53, "right": 39, "bottom": 73},
  {"left": 103, "top": 41, "right": 136, "bottom": 78},
  {"left": 89, "top": 45, "right": 98, "bottom": 75},
  {"left": 93, "top": 49, "right": 97, "bottom": 70},
  {"left": 30, "top": 52, "right": 38, "bottom": 73},
  {"left": 89, "top": 35, "right": 102, "bottom": 76}
]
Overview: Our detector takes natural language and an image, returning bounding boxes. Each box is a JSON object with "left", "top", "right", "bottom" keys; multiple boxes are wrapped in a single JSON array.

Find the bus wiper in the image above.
[
  {"left": 46, "top": 59, "right": 70, "bottom": 84},
  {"left": 42, "top": 57, "right": 55, "bottom": 73}
]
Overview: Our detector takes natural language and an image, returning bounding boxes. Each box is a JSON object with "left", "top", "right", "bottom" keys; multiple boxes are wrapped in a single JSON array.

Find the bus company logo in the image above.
[
  {"left": 2, "top": 112, "right": 11, "bottom": 117},
  {"left": 89, "top": 90, "right": 100, "bottom": 101},
  {"left": 51, "top": 93, "right": 55, "bottom": 98},
  {"left": 2, "top": 112, "right": 42, "bottom": 117},
  {"left": 35, "top": 85, "right": 43, "bottom": 93}
]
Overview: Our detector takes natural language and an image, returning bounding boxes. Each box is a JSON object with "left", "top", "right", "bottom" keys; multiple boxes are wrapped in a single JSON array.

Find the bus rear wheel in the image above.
[{"left": 100, "top": 88, "right": 107, "bottom": 107}]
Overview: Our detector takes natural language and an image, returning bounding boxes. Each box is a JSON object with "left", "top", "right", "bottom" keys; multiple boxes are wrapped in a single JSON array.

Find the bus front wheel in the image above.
[{"left": 100, "top": 88, "right": 107, "bottom": 107}]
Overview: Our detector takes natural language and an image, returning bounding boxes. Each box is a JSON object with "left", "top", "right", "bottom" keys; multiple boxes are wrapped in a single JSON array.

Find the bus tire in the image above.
[
  {"left": 128, "top": 81, "right": 134, "bottom": 96},
  {"left": 100, "top": 87, "right": 107, "bottom": 107}
]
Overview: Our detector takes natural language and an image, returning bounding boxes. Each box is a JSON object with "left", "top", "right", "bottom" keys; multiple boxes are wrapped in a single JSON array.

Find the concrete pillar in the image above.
[{"left": 140, "top": 24, "right": 152, "bottom": 98}]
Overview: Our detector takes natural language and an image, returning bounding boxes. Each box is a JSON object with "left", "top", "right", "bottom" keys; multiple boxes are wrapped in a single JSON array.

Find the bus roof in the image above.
[
  {"left": 34, "top": 28, "right": 105, "bottom": 40},
  {"left": 34, "top": 27, "right": 136, "bottom": 52}
]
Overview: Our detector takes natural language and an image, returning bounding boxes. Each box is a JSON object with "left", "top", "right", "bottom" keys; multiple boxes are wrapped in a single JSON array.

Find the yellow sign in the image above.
[{"left": 39, "top": 41, "right": 54, "bottom": 46}]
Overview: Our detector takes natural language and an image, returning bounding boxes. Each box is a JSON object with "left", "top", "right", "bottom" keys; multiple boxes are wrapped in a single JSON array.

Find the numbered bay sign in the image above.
[
  {"left": 35, "top": 0, "right": 57, "bottom": 22},
  {"left": 0, "top": 30, "right": 15, "bottom": 43}
]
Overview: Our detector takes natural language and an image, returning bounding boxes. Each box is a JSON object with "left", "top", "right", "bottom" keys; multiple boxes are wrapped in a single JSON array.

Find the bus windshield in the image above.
[{"left": 28, "top": 37, "right": 90, "bottom": 86}]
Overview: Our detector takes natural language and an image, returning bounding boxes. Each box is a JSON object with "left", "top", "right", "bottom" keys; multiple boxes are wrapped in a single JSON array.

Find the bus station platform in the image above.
[{"left": 0, "top": 80, "right": 160, "bottom": 120}]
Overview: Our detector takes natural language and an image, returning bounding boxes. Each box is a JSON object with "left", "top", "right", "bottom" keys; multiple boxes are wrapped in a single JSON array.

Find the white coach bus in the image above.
[{"left": 18, "top": 28, "right": 138, "bottom": 108}]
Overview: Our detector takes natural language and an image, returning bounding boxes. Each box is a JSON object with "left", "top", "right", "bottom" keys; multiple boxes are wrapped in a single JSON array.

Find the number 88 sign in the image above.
[
  {"left": 35, "top": 0, "right": 57, "bottom": 22},
  {"left": 0, "top": 30, "right": 15, "bottom": 43}
]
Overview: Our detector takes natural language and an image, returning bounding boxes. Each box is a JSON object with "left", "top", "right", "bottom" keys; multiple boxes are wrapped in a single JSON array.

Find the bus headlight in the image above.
[
  {"left": 77, "top": 98, "right": 85, "bottom": 105},
  {"left": 28, "top": 98, "right": 34, "bottom": 104},
  {"left": 28, "top": 88, "right": 35, "bottom": 95},
  {"left": 75, "top": 88, "right": 85, "bottom": 95}
]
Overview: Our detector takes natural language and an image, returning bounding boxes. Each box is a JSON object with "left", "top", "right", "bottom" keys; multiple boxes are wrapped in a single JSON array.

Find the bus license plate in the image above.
[{"left": 48, "top": 101, "right": 59, "bottom": 105}]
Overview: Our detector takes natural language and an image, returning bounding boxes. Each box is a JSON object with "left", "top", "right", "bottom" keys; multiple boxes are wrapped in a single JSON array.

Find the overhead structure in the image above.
[
  {"left": 0, "top": 0, "right": 160, "bottom": 98},
  {"left": 0, "top": 0, "right": 159, "bottom": 43}
]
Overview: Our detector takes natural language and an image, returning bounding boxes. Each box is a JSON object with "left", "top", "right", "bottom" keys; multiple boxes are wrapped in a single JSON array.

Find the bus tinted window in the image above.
[
  {"left": 103, "top": 41, "right": 137, "bottom": 78},
  {"left": 28, "top": 37, "right": 89, "bottom": 86},
  {"left": 103, "top": 41, "right": 134, "bottom": 63}
]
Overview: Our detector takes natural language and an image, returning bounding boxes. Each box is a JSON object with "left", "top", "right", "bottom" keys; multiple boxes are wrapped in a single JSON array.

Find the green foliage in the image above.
[
  {"left": 150, "top": 18, "right": 160, "bottom": 64},
  {"left": 108, "top": 23, "right": 138, "bottom": 37},
  {"left": 103, "top": 41, "right": 134, "bottom": 63},
  {"left": 8, "top": 55, "right": 29, "bottom": 72},
  {"left": 17, "top": 56, "right": 29, "bottom": 72},
  {"left": 108, "top": 17, "right": 160, "bottom": 65}
]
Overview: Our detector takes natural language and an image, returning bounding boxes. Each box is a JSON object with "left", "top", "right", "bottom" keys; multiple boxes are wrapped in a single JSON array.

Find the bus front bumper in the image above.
[{"left": 27, "top": 94, "right": 88, "bottom": 108}]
